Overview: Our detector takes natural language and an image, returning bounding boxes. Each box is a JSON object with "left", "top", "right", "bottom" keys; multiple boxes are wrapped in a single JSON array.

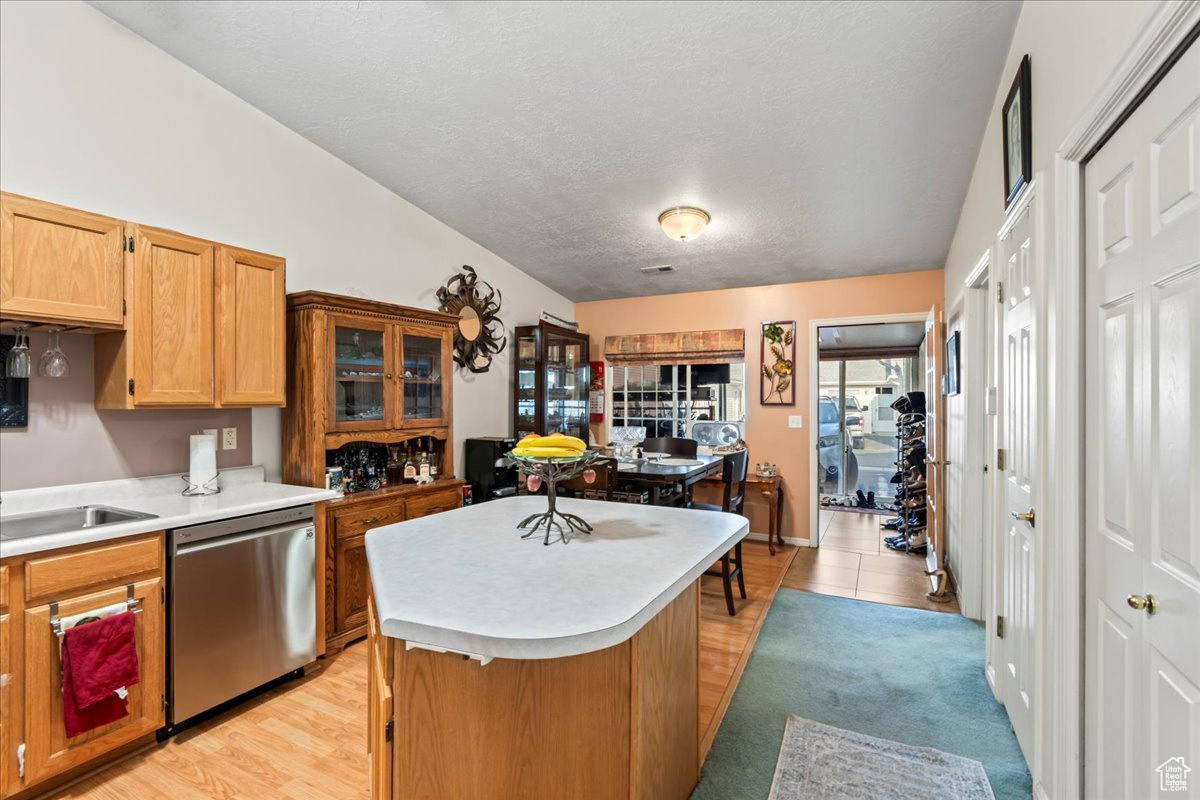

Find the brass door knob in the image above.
[
  {"left": 924, "top": 457, "right": 952, "bottom": 467},
  {"left": 1011, "top": 508, "right": 1035, "bottom": 527},
  {"left": 1126, "top": 594, "right": 1158, "bottom": 615}
]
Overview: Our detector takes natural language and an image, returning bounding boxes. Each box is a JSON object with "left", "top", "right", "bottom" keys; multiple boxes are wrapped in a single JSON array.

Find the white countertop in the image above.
[
  {"left": 0, "top": 466, "right": 338, "bottom": 557},
  {"left": 365, "top": 496, "right": 748, "bottom": 660}
]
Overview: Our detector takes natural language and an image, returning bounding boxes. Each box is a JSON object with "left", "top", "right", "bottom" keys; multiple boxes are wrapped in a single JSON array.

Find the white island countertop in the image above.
[
  {"left": 365, "top": 496, "right": 748, "bottom": 660},
  {"left": 1, "top": 466, "right": 337, "bottom": 557}
]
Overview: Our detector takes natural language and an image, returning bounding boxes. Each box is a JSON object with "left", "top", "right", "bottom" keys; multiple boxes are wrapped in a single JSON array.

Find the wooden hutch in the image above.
[{"left": 284, "top": 291, "right": 464, "bottom": 653}]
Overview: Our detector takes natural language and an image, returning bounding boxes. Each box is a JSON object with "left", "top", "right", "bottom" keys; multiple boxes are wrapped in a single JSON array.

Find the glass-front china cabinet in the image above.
[
  {"left": 284, "top": 291, "right": 462, "bottom": 654},
  {"left": 514, "top": 322, "right": 590, "bottom": 442}
]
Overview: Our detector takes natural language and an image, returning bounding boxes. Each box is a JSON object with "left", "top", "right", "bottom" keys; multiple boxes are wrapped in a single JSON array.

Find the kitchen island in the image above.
[{"left": 364, "top": 496, "right": 748, "bottom": 800}]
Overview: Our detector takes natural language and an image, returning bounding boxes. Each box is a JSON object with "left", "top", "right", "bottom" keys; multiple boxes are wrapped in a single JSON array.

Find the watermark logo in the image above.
[{"left": 1158, "top": 757, "right": 1190, "bottom": 793}]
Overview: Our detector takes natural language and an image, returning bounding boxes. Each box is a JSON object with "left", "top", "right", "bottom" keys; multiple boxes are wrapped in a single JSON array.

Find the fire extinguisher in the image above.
[{"left": 589, "top": 361, "right": 605, "bottom": 423}]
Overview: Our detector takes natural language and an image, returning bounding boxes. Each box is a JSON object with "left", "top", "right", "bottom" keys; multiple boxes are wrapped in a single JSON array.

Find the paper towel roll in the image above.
[{"left": 189, "top": 433, "right": 218, "bottom": 492}]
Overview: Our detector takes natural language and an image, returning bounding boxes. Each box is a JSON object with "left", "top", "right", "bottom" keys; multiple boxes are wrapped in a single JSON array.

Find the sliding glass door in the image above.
[{"left": 817, "top": 356, "right": 916, "bottom": 501}]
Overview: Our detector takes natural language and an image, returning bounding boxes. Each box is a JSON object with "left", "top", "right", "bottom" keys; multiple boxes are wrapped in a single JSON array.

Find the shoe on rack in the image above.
[
  {"left": 882, "top": 517, "right": 903, "bottom": 529},
  {"left": 903, "top": 495, "right": 926, "bottom": 508},
  {"left": 889, "top": 471, "right": 903, "bottom": 484}
]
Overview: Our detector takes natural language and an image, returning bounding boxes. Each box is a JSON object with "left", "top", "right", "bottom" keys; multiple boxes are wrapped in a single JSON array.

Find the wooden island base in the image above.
[{"left": 368, "top": 583, "right": 700, "bottom": 800}]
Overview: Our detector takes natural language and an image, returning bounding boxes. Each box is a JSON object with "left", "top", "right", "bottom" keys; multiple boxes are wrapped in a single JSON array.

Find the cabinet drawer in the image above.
[
  {"left": 406, "top": 488, "right": 462, "bottom": 520},
  {"left": 25, "top": 535, "right": 162, "bottom": 603},
  {"left": 332, "top": 499, "right": 407, "bottom": 538}
]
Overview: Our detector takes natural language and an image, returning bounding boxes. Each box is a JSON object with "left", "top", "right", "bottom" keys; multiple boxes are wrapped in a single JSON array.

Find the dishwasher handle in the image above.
[{"left": 173, "top": 522, "right": 315, "bottom": 556}]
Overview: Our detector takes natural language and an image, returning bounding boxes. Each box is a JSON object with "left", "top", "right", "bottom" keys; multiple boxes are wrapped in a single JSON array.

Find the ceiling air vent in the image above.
[{"left": 639, "top": 264, "right": 676, "bottom": 275}]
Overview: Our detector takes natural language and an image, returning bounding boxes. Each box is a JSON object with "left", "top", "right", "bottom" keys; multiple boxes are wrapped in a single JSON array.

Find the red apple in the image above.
[
  {"left": 526, "top": 474, "right": 542, "bottom": 492},
  {"left": 583, "top": 469, "right": 597, "bottom": 484}
]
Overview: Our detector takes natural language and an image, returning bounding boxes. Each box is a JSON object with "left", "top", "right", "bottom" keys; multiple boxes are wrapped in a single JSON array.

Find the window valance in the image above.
[{"left": 604, "top": 329, "right": 745, "bottom": 365}]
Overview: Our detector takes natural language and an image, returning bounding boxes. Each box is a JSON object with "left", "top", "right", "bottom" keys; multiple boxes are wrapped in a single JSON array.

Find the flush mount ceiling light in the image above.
[{"left": 658, "top": 207, "right": 710, "bottom": 241}]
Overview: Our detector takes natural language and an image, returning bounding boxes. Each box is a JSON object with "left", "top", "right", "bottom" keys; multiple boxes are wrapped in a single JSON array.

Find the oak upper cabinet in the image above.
[
  {"left": 94, "top": 230, "right": 287, "bottom": 409},
  {"left": 216, "top": 247, "right": 286, "bottom": 406},
  {"left": 0, "top": 193, "right": 125, "bottom": 327},
  {"left": 131, "top": 226, "right": 215, "bottom": 405}
]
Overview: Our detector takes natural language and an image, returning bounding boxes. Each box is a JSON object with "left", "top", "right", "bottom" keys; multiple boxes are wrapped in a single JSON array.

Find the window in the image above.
[{"left": 609, "top": 362, "right": 745, "bottom": 438}]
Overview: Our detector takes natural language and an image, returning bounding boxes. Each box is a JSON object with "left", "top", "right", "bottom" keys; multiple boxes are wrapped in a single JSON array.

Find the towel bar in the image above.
[{"left": 50, "top": 583, "right": 142, "bottom": 638}]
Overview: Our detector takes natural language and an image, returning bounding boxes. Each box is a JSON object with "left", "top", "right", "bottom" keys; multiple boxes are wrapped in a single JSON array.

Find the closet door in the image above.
[
  {"left": 1085, "top": 40, "right": 1200, "bottom": 799},
  {"left": 130, "top": 226, "right": 214, "bottom": 405}
]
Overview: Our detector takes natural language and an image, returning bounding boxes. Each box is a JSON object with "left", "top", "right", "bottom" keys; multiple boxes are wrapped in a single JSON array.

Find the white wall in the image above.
[
  {"left": 0, "top": 0, "right": 574, "bottom": 486},
  {"left": 943, "top": 0, "right": 1155, "bottom": 308},
  {"left": 939, "top": 0, "right": 1154, "bottom": 603}
]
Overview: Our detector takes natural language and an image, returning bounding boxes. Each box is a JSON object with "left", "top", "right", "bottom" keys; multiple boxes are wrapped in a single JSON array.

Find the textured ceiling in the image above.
[
  {"left": 818, "top": 322, "right": 926, "bottom": 351},
  {"left": 88, "top": 0, "right": 1020, "bottom": 301}
]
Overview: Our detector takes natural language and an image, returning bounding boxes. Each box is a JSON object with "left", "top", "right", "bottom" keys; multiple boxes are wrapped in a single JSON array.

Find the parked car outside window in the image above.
[{"left": 817, "top": 398, "right": 859, "bottom": 492}]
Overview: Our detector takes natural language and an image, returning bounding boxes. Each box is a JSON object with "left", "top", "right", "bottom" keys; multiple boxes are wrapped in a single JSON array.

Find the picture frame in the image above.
[
  {"left": 1002, "top": 54, "right": 1032, "bottom": 207},
  {"left": 760, "top": 321, "right": 796, "bottom": 406},
  {"left": 945, "top": 331, "right": 961, "bottom": 396}
]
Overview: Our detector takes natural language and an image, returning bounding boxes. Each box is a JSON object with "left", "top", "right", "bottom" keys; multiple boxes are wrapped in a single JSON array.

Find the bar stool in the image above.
[{"left": 691, "top": 449, "right": 748, "bottom": 615}]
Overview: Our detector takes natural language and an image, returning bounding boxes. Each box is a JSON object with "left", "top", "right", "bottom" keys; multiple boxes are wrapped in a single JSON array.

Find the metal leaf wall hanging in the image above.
[{"left": 436, "top": 265, "right": 507, "bottom": 373}]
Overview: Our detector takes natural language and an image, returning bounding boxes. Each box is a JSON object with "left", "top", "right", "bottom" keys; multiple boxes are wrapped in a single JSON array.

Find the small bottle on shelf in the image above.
[
  {"left": 429, "top": 443, "right": 439, "bottom": 479},
  {"left": 417, "top": 439, "right": 431, "bottom": 481},
  {"left": 403, "top": 443, "right": 417, "bottom": 484}
]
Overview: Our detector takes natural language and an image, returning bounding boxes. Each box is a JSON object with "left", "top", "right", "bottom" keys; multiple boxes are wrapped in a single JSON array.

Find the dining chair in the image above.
[
  {"left": 691, "top": 449, "right": 748, "bottom": 616},
  {"left": 642, "top": 437, "right": 699, "bottom": 458},
  {"left": 560, "top": 457, "right": 619, "bottom": 501}
]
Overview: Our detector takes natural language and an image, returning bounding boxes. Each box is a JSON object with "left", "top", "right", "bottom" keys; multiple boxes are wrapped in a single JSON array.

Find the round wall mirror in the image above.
[{"left": 436, "top": 266, "right": 506, "bottom": 373}]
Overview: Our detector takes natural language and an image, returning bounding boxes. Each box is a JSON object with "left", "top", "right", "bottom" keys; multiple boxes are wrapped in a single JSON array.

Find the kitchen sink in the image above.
[{"left": 0, "top": 505, "right": 158, "bottom": 540}]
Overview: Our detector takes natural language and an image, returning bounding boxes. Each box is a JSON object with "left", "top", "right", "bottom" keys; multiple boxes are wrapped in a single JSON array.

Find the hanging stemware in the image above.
[
  {"left": 5, "top": 326, "right": 31, "bottom": 378},
  {"left": 38, "top": 329, "right": 70, "bottom": 378}
]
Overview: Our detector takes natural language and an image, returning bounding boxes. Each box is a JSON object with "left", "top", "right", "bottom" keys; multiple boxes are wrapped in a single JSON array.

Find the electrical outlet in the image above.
[
  {"left": 222, "top": 427, "right": 237, "bottom": 450},
  {"left": 788, "top": 415, "right": 803, "bottom": 429}
]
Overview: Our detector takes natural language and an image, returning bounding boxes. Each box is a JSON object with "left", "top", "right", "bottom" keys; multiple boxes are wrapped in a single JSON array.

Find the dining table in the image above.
[{"left": 612, "top": 452, "right": 726, "bottom": 506}]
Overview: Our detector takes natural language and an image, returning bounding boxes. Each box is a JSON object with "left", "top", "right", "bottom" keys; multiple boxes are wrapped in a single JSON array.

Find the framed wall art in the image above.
[
  {"left": 760, "top": 321, "right": 795, "bottom": 406},
  {"left": 1002, "top": 54, "right": 1032, "bottom": 207},
  {"left": 946, "top": 330, "right": 961, "bottom": 395}
]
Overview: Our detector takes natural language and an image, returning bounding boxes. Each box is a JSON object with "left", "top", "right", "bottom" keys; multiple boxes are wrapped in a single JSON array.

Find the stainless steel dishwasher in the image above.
[{"left": 167, "top": 505, "right": 316, "bottom": 730}]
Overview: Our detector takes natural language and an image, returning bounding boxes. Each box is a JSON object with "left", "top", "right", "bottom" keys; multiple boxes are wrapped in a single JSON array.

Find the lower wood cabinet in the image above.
[
  {"left": 0, "top": 533, "right": 164, "bottom": 799},
  {"left": 325, "top": 482, "right": 462, "bottom": 653},
  {"left": 22, "top": 578, "right": 164, "bottom": 786}
]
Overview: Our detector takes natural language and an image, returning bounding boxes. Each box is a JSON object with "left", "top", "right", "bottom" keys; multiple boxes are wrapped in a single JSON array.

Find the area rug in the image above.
[
  {"left": 767, "top": 714, "right": 995, "bottom": 800},
  {"left": 690, "top": 590, "right": 1031, "bottom": 800}
]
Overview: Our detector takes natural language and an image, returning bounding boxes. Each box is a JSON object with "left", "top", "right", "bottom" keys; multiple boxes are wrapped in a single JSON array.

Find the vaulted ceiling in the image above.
[{"left": 89, "top": 0, "right": 1021, "bottom": 301}]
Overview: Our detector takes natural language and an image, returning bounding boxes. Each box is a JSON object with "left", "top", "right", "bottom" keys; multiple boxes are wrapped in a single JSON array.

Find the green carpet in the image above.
[{"left": 692, "top": 589, "right": 1032, "bottom": 800}]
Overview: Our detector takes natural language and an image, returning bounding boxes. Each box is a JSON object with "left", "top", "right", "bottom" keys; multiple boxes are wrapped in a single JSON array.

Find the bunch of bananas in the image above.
[{"left": 511, "top": 432, "right": 589, "bottom": 458}]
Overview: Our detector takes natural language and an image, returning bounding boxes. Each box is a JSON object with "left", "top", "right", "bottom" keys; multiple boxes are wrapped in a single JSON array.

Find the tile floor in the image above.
[{"left": 782, "top": 508, "right": 961, "bottom": 613}]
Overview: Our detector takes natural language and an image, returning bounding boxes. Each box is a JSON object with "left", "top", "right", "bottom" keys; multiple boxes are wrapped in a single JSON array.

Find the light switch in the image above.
[
  {"left": 788, "top": 415, "right": 803, "bottom": 429},
  {"left": 222, "top": 427, "right": 238, "bottom": 450},
  {"left": 202, "top": 428, "right": 218, "bottom": 439}
]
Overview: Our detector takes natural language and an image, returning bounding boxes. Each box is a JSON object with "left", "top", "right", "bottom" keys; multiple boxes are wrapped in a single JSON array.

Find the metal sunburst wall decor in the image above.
[{"left": 436, "top": 265, "right": 506, "bottom": 373}]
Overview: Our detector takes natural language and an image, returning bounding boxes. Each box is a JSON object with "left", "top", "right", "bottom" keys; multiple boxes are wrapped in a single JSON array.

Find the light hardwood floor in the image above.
[
  {"left": 784, "top": 508, "right": 961, "bottom": 613},
  {"left": 54, "top": 540, "right": 796, "bottom": 799}
]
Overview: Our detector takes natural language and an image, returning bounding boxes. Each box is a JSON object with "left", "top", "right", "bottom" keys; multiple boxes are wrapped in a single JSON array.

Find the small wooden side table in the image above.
[{"left": 697, "top": 473, "right": 786, "bottom": 555}]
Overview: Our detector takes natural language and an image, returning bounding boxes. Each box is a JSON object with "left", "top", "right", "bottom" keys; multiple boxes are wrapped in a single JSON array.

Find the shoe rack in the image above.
[{"left": 884, "top": 393, "right": 927, "bottom": 554}]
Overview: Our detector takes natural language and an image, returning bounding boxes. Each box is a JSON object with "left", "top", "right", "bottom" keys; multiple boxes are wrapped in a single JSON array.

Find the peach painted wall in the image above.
[{"left": 575, "top": 268, "right": 943, "bottom": 541}]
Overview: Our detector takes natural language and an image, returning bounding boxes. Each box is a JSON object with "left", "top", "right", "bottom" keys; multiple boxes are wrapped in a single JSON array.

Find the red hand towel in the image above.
[{"left": 61, "top": 610, "right": 140, "bottom": 738}]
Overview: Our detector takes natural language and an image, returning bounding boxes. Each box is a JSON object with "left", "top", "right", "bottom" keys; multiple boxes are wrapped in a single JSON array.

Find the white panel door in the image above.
[
  {"left": 998, "top": 195, "right": 1037, "bottom": 763},
  {"left": 1085, "top": 40, "right": 1200, "bottom": 800}
]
